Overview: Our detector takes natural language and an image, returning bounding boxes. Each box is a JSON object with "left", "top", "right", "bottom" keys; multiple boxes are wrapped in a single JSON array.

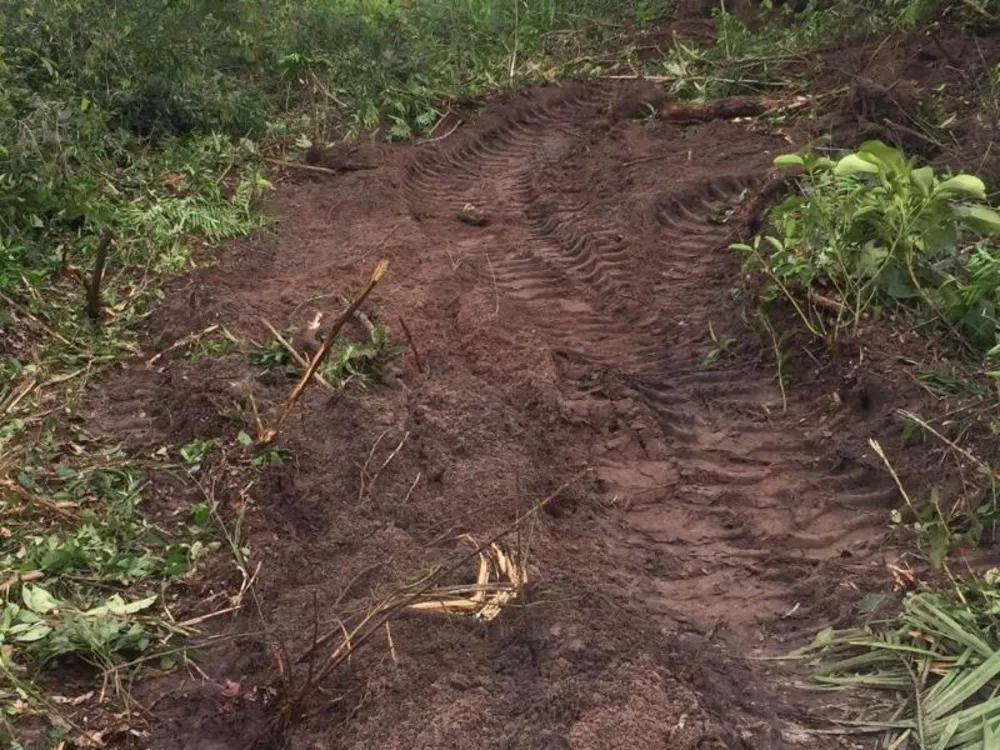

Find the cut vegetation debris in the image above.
[
  {"left": 407, "top": 539, "right": 526, "bottom": 622},
  {"left": 790, "top": 590, "right": 1000, "bottom": 749},
  {"left": 5, "top": 0, "right": 1000, "bottom": 748}
]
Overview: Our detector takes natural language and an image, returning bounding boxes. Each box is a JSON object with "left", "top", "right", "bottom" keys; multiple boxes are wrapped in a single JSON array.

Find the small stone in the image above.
[{"left": 455, "top": 204, "right": 489, "bottom": 226}]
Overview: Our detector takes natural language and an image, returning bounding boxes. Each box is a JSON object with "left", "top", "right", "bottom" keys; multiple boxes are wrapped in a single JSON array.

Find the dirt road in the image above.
[{"left": 91, "top": 81, "right": 892, "bottom": 749}]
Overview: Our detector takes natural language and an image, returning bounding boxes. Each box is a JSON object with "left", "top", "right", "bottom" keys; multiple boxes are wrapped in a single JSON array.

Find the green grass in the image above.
[
  {"left": 0, "top": 0, "right": 657, "bottom": 742},
  {"left": 4, "top": 0, "right": 999, "bottom": 744},
  {"left": 788, "top": 587, "right": 1000, "bottom": 749},
  {"left": 731, "top": 95, "right": 1000, "bottom": 750}
]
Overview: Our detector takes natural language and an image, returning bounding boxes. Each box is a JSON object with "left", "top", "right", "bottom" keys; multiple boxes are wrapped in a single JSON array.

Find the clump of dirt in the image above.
[{"left": 73, "top": 18, "right": 1000, "bottom": 750}]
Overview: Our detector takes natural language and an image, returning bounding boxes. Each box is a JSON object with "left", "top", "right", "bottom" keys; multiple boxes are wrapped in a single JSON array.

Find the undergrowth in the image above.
[
  {"left": 0, "top": 0, "right": 656, "bottom": 742},
  {"left": 735, "top": 141, "right": 1000, "bottom": 353},
  {"left": 3, "top": 0, "right": 997, "bottom": 744},
  {"left": 739, "top": 140, "right": 1000, "bottom": 746},
  {"left": 649, "top": 0, "right": 998, "bottom": 102}
]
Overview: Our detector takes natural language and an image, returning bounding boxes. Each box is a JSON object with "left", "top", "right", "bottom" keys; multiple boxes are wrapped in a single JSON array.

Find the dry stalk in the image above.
[
  {"left": 1, "top": 376, "right": 37, "bottom": 417},
  {"left": 146, "top": 324, "right": 222, "bottom": 367},
  {"left": 258, "top": 260, "right": 389, "bottom": 444},
  {"left": 320, "top": 474, "right": 582, "bottom": 670},
  {"left": 397, "top": 315, "right": 425, "bottom": 373},
  {"left": 259, "top": 318, "right": 334, "bottom": 391},
  {"left": 257, "top": 469, "right": 591, "bottom": 747},
  {"left": 84, "top": 229, "right": 114, "bottom": 323}
]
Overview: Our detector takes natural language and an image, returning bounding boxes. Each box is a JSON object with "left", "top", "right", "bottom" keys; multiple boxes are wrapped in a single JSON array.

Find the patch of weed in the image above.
[
  {"left": 734, "top": 142, "right": 1000, "bottom": 352},
  {"left": 319, "top": 323, "right": 406, "bottom": 390}
]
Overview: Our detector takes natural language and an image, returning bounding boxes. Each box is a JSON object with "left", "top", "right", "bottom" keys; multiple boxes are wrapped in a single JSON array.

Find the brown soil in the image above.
[{"left": 74, "top": 21, "right": 1000, "bottom": 750}]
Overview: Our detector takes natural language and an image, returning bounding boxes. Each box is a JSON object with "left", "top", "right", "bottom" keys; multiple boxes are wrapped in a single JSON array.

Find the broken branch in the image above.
[
  {"left": 258, "top": 260, "right": 389, "bottom": 444},
  {"left": 85, "top": 230, "right": 114, "bottom": 323},
  {"left": 259, "top": 318, "right": 334, "bottom": 391}
]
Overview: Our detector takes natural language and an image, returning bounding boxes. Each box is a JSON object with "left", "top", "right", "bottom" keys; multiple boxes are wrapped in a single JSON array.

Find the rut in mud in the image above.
[
  {"left": 405, "top": 83, "right": 895, "bottom": 632},
  {"left": 90, "top": 82, "right": 895, "bottom": 749}
]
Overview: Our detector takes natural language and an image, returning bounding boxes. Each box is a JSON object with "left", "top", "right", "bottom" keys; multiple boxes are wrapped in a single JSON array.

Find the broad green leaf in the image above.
[
  {"left": 835, "top": 153, "right": 880, "bottom": 177},
  {"left": 955, "top": 205, "right": 1000, "bottom": 234},
  {"left": 773, "top": 154, "right": 804, "bottom": 167},
  {"left": 84, "top": 594, "right": 156, "bottom": 617},
  {"left": 858, "top": 140, "right": 906, "bottom": 174},
  {"left": 925, "top": 223, "right": 958, "bottom": 253},
  {"left": 881, "top": 267, "right": 919, "bottom": 299},
  {"left": 857, "top": 593, "right": 885, "bottom": 615},
  {"left": 764, "top": 235, "right": 784, "bottom": 253},
  {"left": 858, "top": 243, "right": 888, "bottom": 277},
  {"left": 935, "top": 175, "right": 987, "bottom": 199},
  {"left": 22, "top": 584, "right": 59, "bottom": 615},
  {"left": 911, "top": 166, "right": 935, "bottom": 195},
  {"left": 927, "top": 524, "right": 950, "bottom": 571},
  {"left": 12, "top": 622, "right": 52, "bottom": 642}
]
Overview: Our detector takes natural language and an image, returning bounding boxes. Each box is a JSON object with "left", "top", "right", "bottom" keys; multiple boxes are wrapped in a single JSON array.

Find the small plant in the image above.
[
  {"left": 179, "top": 438, "right": 218, "bottom": 470},
  {"left": 250, "top": 338, "right": 294, "bottom": 369},
  {"left": 734, "top": 142, "right": 1000, "bottom": 349},
  {"left": 1, "top": 585, "right": 160, "bottom": 670},
  {"left": 701, "top": 321, "right": 737, "bottom": 369},
  {"left": 250, "top": 446, "right": 289, "bottom": 468},
  {"left": 320, "top": 323, "right": 405, "bottom": 390}
]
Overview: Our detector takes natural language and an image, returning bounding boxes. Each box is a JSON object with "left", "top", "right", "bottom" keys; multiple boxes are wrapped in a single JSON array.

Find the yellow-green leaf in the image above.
[
  {"left": 935, "top": 174, "right": 987, "bottom": 199},
  {"left": 834, "top": 153, "right": 880, "bottom": 177},
  {"left": 773, "top": 154, "right": 804, "bottom": 167}
]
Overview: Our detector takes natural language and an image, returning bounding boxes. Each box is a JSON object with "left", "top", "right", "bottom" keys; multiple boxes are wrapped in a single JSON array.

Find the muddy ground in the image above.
[{"left": 77, "top": 18, "right": 1000, "bottom": 750}]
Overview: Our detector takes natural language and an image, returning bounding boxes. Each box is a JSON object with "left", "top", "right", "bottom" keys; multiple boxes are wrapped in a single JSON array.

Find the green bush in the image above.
[
  {"left": 735, "top": 141, "right": 1000, "bottom": 353},
  {"left": 0, "top": 0, "right": 646, "bottom": 298}
]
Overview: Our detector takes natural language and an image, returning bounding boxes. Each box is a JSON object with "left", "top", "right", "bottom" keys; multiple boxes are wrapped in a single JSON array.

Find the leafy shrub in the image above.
[{"left": 735, "top": 141, "right": 1000, "bottom": 353}]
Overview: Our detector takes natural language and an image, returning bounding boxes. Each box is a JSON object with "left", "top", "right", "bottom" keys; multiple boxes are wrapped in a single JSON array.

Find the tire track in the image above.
[{"left": 405, "top": 85, "right": 893, "bottom": 637}]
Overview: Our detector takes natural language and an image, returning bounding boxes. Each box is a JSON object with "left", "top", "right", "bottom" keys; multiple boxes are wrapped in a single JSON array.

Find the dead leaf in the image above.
[{"left": 52, "top": 691, "right": 94, "bottom": 706}]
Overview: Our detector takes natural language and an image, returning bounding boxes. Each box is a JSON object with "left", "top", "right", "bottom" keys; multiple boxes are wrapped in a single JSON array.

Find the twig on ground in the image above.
[
  {"left": 309, "top": 71, "right": 347, "bottom": 108},
  {"left": 0, "top": 479, "right": 81, "bottom": 521},
  {"left": 486, "top": 254, "right": 500, "bottom": 317},
  {"left": 264, "top": 158, "right": 374, "bottom": 176},
  {"left": 897, "top": 410, "right": 998, "bottom": 480},
  {"left": 420, "top": 121, "right": 461, "bottom": 144},
  {"left": 0, "top": 569, "right": 44, "bottom": 597},
  {"left": 402, "top": 472, "right": 421, "bottom": 504},
  {"left": 599, "top": 74, "right": 676, "bottom": 82},
  {"left": 258, "top": 259, "right": 389, "bottom": 444},
  {"left": 359, "top": 431, "right": 411, "bottom": 501},
  {"left": 397, "top": 315, "right": 425, "bottom": 373},
  {"left": 358, "top": 429, "right": 391, "bottom": 502},
  {"left": 958, "top": 0, "right": 995, "bottom": 22},
  {"left": 882, "top": 117, "right": 947, "bottom": 152},
  {"left": 0, "top": 291, "right": 77, "bottom": 349},
  {"left": 385, "top": 622, "right": 398, "bottom": 663},
  {"left": 1, "top": 377, "right": 37, "bottom": 417},
  {"left": 146, "top": 324, "right": 222, "bottom": 367},
  {"left": 337, "top": 296, "right": 376, "bottom": 336},
  {"left": 359, "top": 222, "right": 401, "bottom": 265},
  {"left": 84, "top": 230, "right": 113, "bottom": 323},
  {"left": 259, "top": 319, "right": 334, "bottom": 391}
]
